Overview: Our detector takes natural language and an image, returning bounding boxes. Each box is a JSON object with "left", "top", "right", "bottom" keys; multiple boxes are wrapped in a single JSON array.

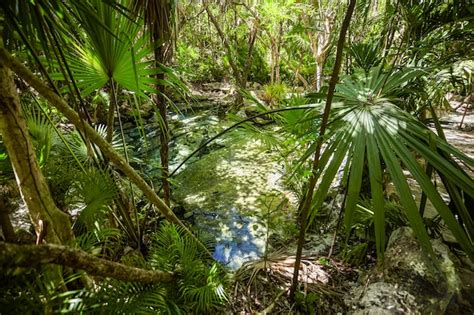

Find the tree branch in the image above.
[
  {"left": 0, "top": 242, "right": 173, "bottom": 284},
  {"left": 241, "top": 20, "right": 258, "bottom": 87},
  {"left": 0, "top": 47, "right": 211, "bottom": 258}
]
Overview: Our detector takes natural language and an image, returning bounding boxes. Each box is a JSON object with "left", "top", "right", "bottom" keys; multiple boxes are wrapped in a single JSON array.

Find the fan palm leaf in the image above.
[
  {"left": 59, "top": 125, "right": 122, "bottom": 166},
  {"left": 348, "top": 42, "right": 382, "bottom": 73},
  {"left": 150, "top": 222, "right": 227, "bottom": 313},
  {"left": 73, "top": 168, "right": 118, "bottom": 230},
  {"left": 23, "top": 104, "right": 55, "bottom": 166},
  {"left": 50, "top": 0, "right": 161, "bottom": 97},
  {"left": 306, "top": 67, "right": 473, "bottom": 261}
]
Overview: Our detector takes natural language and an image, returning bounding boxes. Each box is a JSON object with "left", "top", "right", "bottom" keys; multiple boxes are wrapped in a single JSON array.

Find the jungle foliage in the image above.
[{"left": 0, "top": 0, "right": 473, "bottom": 312}]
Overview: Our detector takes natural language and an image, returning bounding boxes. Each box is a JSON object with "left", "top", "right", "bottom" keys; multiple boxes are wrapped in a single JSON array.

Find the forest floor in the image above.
[
  {"left": 165, "top": 85, "right": 474, "bottom": 313},
  {"left": 3, "top": 84, "right": 473, "bottom": 314}
]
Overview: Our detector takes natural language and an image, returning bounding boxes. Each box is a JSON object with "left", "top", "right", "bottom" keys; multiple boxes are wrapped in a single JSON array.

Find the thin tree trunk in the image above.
[
  {"left": 106, "top": 80, "right": 117, "bottom": 143},
  {"left": 309, "top": 8, "right": 334, "bottom": 91},
  {"left": 240, "top": 21, "right": 259, "bottom": 90},
  {"left": 314, "top": 34, "right": 331, "bottom": 91},
  {"left": 154, "top": 46, "right": 171, "bottom": 206},
  {"left": 240, "top": 3, "right": 286, "bottom": 87},
  {"left": 204, "top": 0, "right": 242, "bottom": 85},
  {"left": 234, "top": 21, "right": 258, "bottom": 107},
  {"left": 270, "top": 40, "right": 276, "bottom": 84},
  {"left": 0, "top": 47, "right": 210, "bottom": 257},
  {"left": 0, "top": 242, "right": 174, "bottom": 284},
  {"left": 275, "top": 22, "right": 283, "bottom": 84},
  {"left": 289, "top": 0, "right": 356, "bottom": 299},
  {"left": 315, "top": 61, "right": 323, "bottom": 91},
  {"left": 0, "top": 56, "right": 73, "bottom": 245},
  {"left": 204, "top": 1, "right": 259, "bottom": 108}
]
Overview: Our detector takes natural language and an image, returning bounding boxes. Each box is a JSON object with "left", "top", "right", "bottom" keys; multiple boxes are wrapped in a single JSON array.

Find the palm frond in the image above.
[
  {"left": 23, "top": 104, "right": 55, "bottom": 166},
  {"left": 75, "top": 222, "right": 121, "bottom": 256},
  {"left": 348, "top": 42, "right": 382, "bottom": 73},
  {"left": 58, "top": 280, "right": 172, "bottom": 314},
  {"left": 73, "top": 168, "right": 118, "bottom": 230},
  {"left": 59, "top": 124, "right": 123, "bottom": 166},
  {"left": 305, "top": 67, "right": 473, "bottom": 261},
  {"left": 49, "top": 0, "right": 160, "bottom": 97},
  {"left": 150, "top": 222, "right": 227, "bottom": 313}
]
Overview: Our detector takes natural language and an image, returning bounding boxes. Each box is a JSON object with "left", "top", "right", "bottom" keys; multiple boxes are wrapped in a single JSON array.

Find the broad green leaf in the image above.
[
  {"left": 366, "top": 132, "right": 385, "bottom": 261},
  {"left": 376, "top": 126, "right": 434, "bottom": 257},
  {"left": 343, "top": 126, "right": 366, "bottom": 235},
  {"left": 308, "top": 135, "right": 351, "bottom": 227}
]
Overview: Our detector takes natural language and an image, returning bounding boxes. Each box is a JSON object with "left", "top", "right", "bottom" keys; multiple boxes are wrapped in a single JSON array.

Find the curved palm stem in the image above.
[{"left": 113, "top": 81, "right": 141, "bottom": 247}]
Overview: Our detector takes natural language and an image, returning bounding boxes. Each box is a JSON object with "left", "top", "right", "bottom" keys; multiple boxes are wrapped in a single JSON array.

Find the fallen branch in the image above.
[{"left": 0, "top": 242, "right": 173, "bottom": 284}]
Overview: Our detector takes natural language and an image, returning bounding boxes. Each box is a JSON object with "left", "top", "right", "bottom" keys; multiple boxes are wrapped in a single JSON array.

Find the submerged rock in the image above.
[{"left": 173, "top": 139, "right": 297, "bottom": 269}]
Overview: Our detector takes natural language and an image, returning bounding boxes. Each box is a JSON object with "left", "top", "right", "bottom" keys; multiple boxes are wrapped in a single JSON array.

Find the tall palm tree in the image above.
[{"left": 132, "top": 0, "right": 177, "bottom": 206}]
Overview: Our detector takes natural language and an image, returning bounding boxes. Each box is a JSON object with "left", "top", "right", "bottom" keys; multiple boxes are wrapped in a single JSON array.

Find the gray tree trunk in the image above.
[
  {"left": 289, "top": 0, "right": 357, "bottom": 299},
  {"left": 0, "top": 57, "right": 73, "bottom": 245}
]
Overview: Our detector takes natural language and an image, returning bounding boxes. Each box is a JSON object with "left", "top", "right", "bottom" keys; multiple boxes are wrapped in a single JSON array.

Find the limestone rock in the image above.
[
  {"left": 351, "top": 282, "right": 417, "bottom": 314},
  {"left": 383, "top": 227, "right": 460, "bottom": 313},
  {"left": 350, "top": 227, "right": 461, "bottom": 314}
]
